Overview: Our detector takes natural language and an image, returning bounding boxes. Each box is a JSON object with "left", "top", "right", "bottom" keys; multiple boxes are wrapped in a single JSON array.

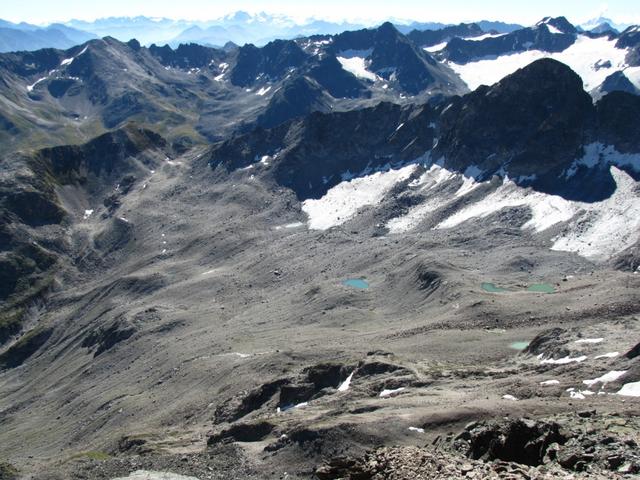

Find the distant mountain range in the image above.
[
  {"left": 1, "top": 15, "right": 638, "bottom": 155},
  {"left": 0, "top": 19, "right": 96, "bottom": 52},
  {"left": 580, "top": 16, "right": 630, "bottom": 34},
  {"left": 5, "top": 12, "right": 639, "bottom": 55},
  {"left": 0, "top": 12, "right": 524, "bottom": 52}
]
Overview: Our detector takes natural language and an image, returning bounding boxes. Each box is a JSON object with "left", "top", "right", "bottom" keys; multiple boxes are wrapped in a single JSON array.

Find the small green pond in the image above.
[
  {"left": 509, "top": 341, "right": 530, "bottom": 351},
  {"left": 482, "top": 282, "right": 555, "bottom": 294},
  {"left": 527, "top": 283, "right": 556, "bottom": 294},
  {"left": 481, "top": 282, "right": 508, "bottom": 293},
  {"left": 343, "top": 278, "right": 369, "bottom": 289}
]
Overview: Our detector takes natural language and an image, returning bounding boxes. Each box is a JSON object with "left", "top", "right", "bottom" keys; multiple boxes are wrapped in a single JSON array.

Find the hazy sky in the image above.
[{"left": 2, "top": 0, "right": 638, "bottom": 26}]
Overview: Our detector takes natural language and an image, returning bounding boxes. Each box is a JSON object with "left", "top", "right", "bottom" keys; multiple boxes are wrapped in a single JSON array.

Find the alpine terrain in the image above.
[{"left": 0, "top": 10, "right": 639, "bottom": 480}]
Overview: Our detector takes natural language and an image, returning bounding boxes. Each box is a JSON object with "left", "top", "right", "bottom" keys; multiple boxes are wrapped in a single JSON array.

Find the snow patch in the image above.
[
  {"left": 540, "top": 355, "right": 588, "bottom": 365},
  {"left": 274, "top": 222, "right": 305, "bottom": 231},
  {"left": 618, "top": 382, "right": 640, "bottom": 397},
  {"left": 424, "top": 42, "right": 448, "bottom": 52},
  {"left": 427, "top": 165, "right": 639, "bottom": 260},
  {"left": 463, "top": 165, "right": 484, "bottom": 179},
  {"left": 386, "top": 163, "right": 457, "bottom": 233},
  {"left": 575, "top": 338, "right": 604, "bottom": 344},
  {"left": 380, "top": 387, "right": 406, "bottom": 397},
  {"left": 338, "top": 371, "right": 355, "bottom": 392},
  {"left": 502, "top": 394, "right": 518, "bottom": 401},
  {"left": 112, "top": 471, "right": 200, "bottom": 480},
  {"left": 551, "top": 167, "right": 640, "bottom": 260},
  {"left": 540, "top": 380, "right": 560, "bottom": 386},
  {"left": 83, "top": 209, "right": 94, "bottom": 219},
  {"left": 564, "top": 143, "right": 640, "bottom": 178},
  {"left": 435, "top": 177, "right": 575, "bottom": 233},
  {"left": 583, "top": 370, "right": 627, "bottom": 387},
  {"left": 546, "top": 24, "right": 563, "bottom": 35},
  {"left": 336, "top": 50, "right": 377, "bottom": 82},
  {"left": 259, "top": 155, "right": 271, "bottom": 166},
  {"left": 465, "top": 33, "right": 508, "bottom": 41},
  {"left": 569, "top": 389, "right": 595, "bottom": 400},
  {"left": 256, "top": 86, "right": 272, "bottom": 96},
  {"left": 454, "top": 176, "right": 480, "bottom": 198},
  {"left": 408, "top": 426, "right": 425, "bottom": 433},
  {"left": 27, "top": 77, "right": 47, "bottom": 92},
  {"left": 277, "top": 401, "right": 309, "bottom": 413},
  {"left": 595, "top": 352, "right": 619, "bottom": 359}
]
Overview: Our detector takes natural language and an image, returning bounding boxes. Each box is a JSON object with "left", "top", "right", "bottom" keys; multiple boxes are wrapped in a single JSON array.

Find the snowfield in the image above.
[
  {"left": 302, "top": 164, "right": 416, "bottom": 230},
  {"left": 551, "top": 167, "right": 640, "bottom": 260},
  {"left": 449, "top": 34, "right": 635, "bottom": 92},
  {"left": 434, "top": 176, "right": 576, "bottom": 232},
  {"left": 305, "top": 148, "right": 639, "bottom": 260}
]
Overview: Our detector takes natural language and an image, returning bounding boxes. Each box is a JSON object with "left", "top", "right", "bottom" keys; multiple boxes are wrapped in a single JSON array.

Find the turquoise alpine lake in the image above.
[
  {"left": 527, "top": 283, "right": 556, "bottom": 294},
  {"left": 342, "top": 279, "right": 369, "bottom": 289},
  {"left": 481, "top": 282, "right": 508, "bottom": 293}
]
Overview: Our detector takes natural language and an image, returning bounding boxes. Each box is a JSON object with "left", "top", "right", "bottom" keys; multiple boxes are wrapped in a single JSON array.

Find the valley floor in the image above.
[{"left": 1, "top": 147, "right": 639, "bottom": 479}]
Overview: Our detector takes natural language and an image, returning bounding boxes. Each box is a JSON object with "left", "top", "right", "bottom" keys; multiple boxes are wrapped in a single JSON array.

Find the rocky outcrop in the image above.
[
  {"left": 0, "top": 326, "right": 53, "bottom": 370},
  {"left": 454, "top": 418, "right": 569, "bottom": 465},
  {"left": 524, "top": 327, "right": 570, "bottom": 359},
  {"left": 208, "top": 421, "right": 275, "bottom": 445},
  {"left": 81, "top": 317, "right": 136, "bottom": 357}
]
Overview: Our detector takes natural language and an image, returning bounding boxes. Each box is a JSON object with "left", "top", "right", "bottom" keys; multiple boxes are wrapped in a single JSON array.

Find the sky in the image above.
[{"left": 2, "top": 0, "right": 639, "bottom": 26}]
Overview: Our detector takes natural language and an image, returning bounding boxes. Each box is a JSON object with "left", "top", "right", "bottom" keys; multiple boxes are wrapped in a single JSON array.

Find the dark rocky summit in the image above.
[{"left": 441, "top": 17, "right": 578, "bottom": 64}]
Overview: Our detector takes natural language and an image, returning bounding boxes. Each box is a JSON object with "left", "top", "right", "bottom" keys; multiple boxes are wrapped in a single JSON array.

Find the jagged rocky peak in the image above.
[
  {"left": 255, "top": 75, "right": 331, "bottom": 129},
  {"left": 148, "top": 42, "right": 227, "bottom": 68},
  {"left": 442, "top": 17, "right": 577, "bottom": 64},
  {"left": 616, "top": 26, "right": 640, "bottom": 66},
  {"left": 229, "top": 39, "right": 310, "bottom": 87},
  {"left": 536, "top": 16, "right": 578, "bottom": 35},
  {"left": 595, "top": 91, "right": 640, "bottom": 155},
  {"left": 436, "top": 58, "right": 592, "bottom": 180},
  {"left": 597, "top": 71, "right": 640, "bottom": 97},
  {"left": 328, "top": 22, "right": 466, "bottom": 95},
  {"left": 616, "top": 25, "right": 640, "bottom": 49}
]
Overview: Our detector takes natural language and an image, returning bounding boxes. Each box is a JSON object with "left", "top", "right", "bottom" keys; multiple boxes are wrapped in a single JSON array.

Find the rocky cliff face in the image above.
[
  {"left": 435, "top": 59, "right": 593, "bottom": 187},
  {"left": 211, "top": 58, "right": 640, "bottom": 202},
  {"left": 0, "top": 125, "right": 170, "bottom": 346}
]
